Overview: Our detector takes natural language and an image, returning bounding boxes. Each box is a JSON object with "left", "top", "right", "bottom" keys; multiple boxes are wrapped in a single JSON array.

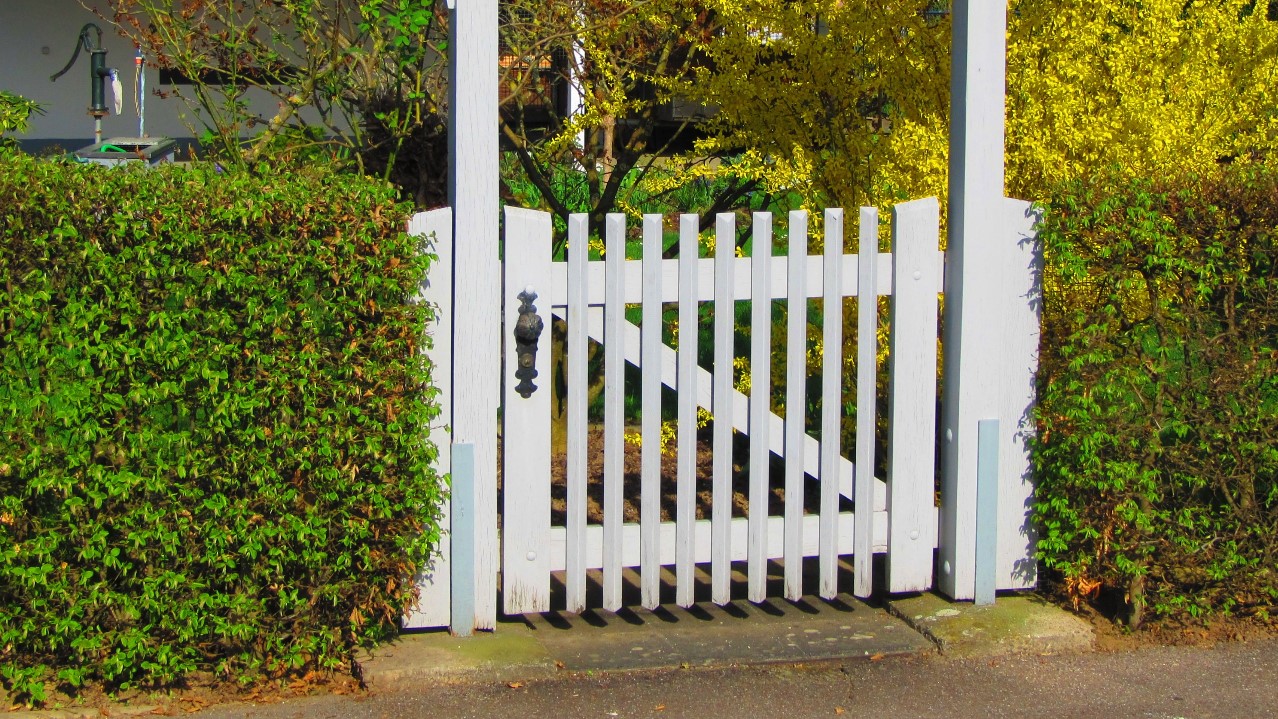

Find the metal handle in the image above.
[{"left": 513, "top": 288, "right": 544, "bottom": 398}]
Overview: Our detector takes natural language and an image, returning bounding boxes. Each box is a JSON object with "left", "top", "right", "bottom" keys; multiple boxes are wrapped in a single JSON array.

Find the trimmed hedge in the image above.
[
  {"left": 0, "top": 152, "right": 443, "bottom": 704},
  {"left": 1034, "top": 166, "right": 1278, "bottom": 627}
]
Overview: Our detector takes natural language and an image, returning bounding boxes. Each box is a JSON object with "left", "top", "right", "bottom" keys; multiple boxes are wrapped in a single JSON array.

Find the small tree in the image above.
[
  {"left": 686, "top": 0, "right": 951, "bottom": 212},
  {"left": 498, "top": 0, "right": 762, "bottom": 241},
  {"left": 1006, "top": 0, "right": 1278, "bottom": 196},
  {"left": 687, "top": 0, "right": 1278, "bottom": 214},
  {"left": 99, "top": 0, "right": 450, "bottom": 205}
]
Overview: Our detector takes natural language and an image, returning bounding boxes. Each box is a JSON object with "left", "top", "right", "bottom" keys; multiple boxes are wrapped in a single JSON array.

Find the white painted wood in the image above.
[
  {"left": 602, "top": 214, "right": 627, "bottom": 612},
  {"left": 853, "top": 208, "right": 879, "bottom": 599},
  {"left": 819, "top": 209, "right": 845, "bottom": 599},
  {"left": 748, "top": 213, "right": 773, "bottom": 603},
  {"left": 547, "top": 511, "right": 890, "bottom": 571},
  {"left": 555, "top": 307, "right": 888, "bottom": 510},
  {"left": 783, "top": 210, "right": 808, "bottom": 601},
  {"left": 501, "top": 207, "right": 553, "bottom": 615},
  {"left": 448, "top": 0, "right": 500, "bottom": 630},
  {"left": 675, "top": 214, "right": 700, "bottom": 607},
  {"left": 941, "top": 0, "right": 1012, "bottom": 600},
  {"left": 887, "top": 197, "right": 941, "bottom": 593},
  {"left": 547, "top": 253, "right": 936, "bottom": 306},
  {"left": 640, "top": 215, "right": 664, "bottom": 609},
  {"left": 565, "top": 213, "right": 590, "bottom": 613},
  {"left": 404, "top": 209, "right": 454, "bottom": 630},
  {"left": 555, "top": 306, "right": 888, "bottom": 511},
  {"left": 997, "top": 198, "right": 1041, "bottom": 590},
  {"left": 712, "top": 213, "right": 736, "bottom": 605}
]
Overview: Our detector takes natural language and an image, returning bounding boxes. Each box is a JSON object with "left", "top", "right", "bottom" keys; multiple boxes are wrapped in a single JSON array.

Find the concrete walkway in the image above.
[
  {"left": 33, "top": 592, "right": 1261, "bottom": 719},
  {"left": 194, "top": 636, "right": 1278, "bottom": 719},
  {"left": 355, "top": 592, "right": 1093, "bottom": 691},
  {"left": 361, "top": 594, "right": 929, "bottom": 688}
]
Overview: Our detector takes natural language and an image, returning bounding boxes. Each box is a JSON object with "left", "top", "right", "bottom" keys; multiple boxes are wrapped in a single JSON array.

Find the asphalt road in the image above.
[{"left": 191, "top": 638, "right": 1278, "bottom": 719}]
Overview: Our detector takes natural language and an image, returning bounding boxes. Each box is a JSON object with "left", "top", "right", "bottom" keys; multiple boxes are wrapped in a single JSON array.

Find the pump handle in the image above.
[{"left": 50, "top": 23, "right": 104, "bottom": 82}]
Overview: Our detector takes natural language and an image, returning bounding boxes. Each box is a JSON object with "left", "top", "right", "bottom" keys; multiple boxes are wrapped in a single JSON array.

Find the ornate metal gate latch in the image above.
[{"left": 513, "top": 288, "right": 544, "bottom": 398}]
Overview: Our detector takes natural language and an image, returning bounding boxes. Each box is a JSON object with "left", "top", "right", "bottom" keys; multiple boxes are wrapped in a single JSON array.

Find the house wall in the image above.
[{"left": 0, "top": 0, "right": 322, "bottom": 152}]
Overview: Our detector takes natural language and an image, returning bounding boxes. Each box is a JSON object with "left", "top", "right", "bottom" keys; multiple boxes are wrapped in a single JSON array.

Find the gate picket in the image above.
[
  {"left": 711, "top": 213, "right": 736, "bottom": 605},
  {"left": 501, "top": 207, "right": 553, "bottom": 614},
  {"left": 565, "top": 215, "right": 589, "bottom": 613},
  {"left": 887, "top": 198, "right": 941, "bottom": 592},
  {"left": 675, "top": 214, "right": 700, "bottom": 607},
  {"left": 783, "top": 210, "right": 808, "bottom": 601},
  {"left": 603, "top": 214, "right": 626, "bottom": 612},
  {"left": 640, "top": 215, "right": 663, "bottom": 609},
  {"left": 853, "top": 208, "right": 880, "bottom": 599},
  {"left": 747, "top": 213, "right": 773, "bottom": 603},
  {"left": 819, "top": 209, "right": 845, "bottom": 599}
]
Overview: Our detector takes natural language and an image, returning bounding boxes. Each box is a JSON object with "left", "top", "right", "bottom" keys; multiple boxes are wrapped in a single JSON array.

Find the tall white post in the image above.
[
  {"left": 939, "top": 0, "right": 1010, "bottom": 601},
  {"left": 450, "top": 0, "right": 500, "bottom": 631}
]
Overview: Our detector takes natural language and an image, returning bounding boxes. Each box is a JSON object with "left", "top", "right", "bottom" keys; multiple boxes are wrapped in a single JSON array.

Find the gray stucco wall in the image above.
[{"left": 0, "top": 0, "right": 321, "bottom": 151}]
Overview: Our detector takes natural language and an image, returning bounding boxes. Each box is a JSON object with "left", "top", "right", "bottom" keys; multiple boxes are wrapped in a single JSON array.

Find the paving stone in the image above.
[
  {"left": 365, "top": 594, "right": 933, "bottom": 684},
  {"left": 886, "top": 591, "right": 1095, "bottom": 658},
  {"left": 358, "top": 619, "right": 557, "bottom": 689}
]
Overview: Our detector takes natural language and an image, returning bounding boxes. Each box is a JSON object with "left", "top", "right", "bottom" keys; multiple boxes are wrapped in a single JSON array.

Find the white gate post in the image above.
[
  {"left": 940, "top": 0, "right": 1034, "bottom": 600},
  {"left": 449, "top": 0, "right": 500, "bottom": 630}
]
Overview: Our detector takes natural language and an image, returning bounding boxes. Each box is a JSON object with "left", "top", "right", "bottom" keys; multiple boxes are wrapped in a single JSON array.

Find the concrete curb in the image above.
[
  {"left": 885, "top": 592, "right": 1095, "bottom": 658},
  {"left": 358, "top": 595, "right": 936, "bottom": 691},
  {"left": 356, "top": 624, "right": 559, "bottom": 690}
]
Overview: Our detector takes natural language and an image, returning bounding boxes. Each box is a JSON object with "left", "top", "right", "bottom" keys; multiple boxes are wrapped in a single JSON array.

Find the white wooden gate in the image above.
[
  {"left": 405, "top": 0, "right": 1037, "bottom": 635},
  {"left": 500, "top": 201, "right": 943, "bottom": 615}
]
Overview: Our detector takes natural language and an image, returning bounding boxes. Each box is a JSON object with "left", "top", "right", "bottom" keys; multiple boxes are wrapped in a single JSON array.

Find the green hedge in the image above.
[
  {"left": 0, "top": 152, "right": 443, "bottom": 704},
  {"left": 1033, "top": 166, "right": 1278, "bottom": 627}
]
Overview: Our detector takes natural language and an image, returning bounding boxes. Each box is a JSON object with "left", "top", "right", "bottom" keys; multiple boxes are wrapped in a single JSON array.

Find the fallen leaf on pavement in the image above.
[{"left": 507, "top": 681, "right": 525, "bottom": 689}]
